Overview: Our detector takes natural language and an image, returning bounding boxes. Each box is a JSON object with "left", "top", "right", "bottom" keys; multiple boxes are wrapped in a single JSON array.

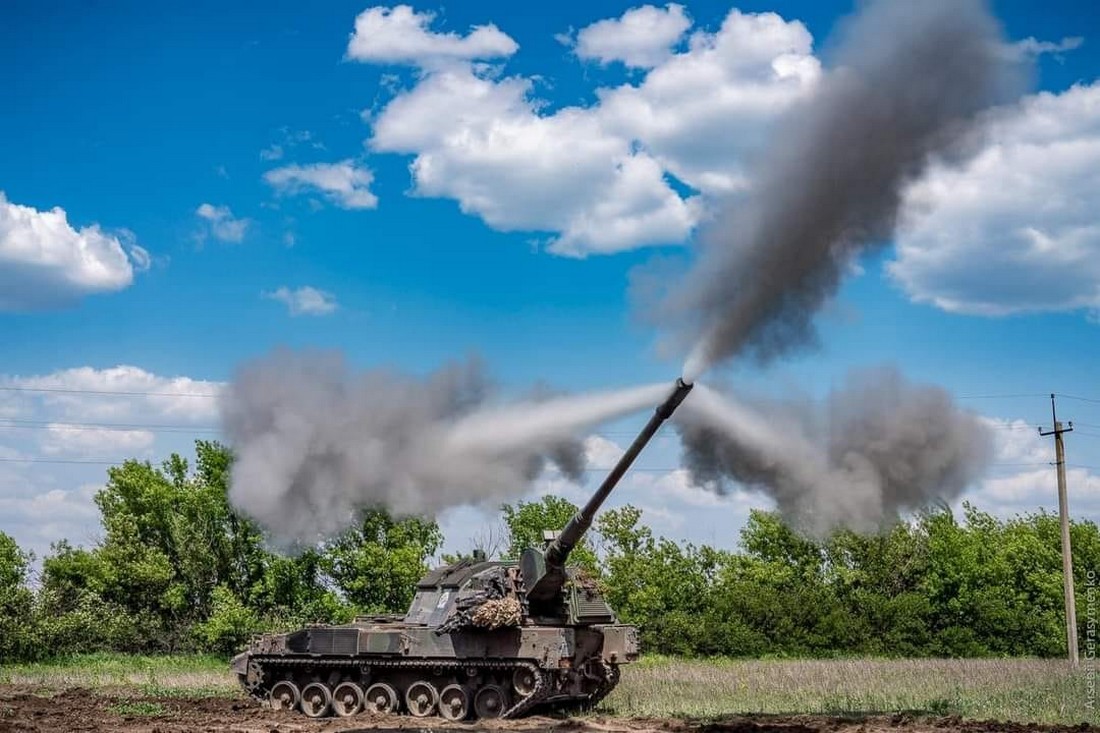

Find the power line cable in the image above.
[
  {"left": 956, "top": 392, "right": 1049, "bottom": 400},
  {"left": 1, "top": 384, "right": 1094, "bottom": 403},
  {"left": 0, "top": 417, "right": 1059, "bottom": 433},
  {"left": 0, "top": 420, "right": 674, "bottom": 439},
  {"left": 0, "top": 457, "right": 1070, "bottom": 469},
  {"left": 0, "top": 457, "right": 122, "bottom": 465},
  {"left": 0, "top": 385, "right": 218, "bottom": 398},
  {"left": 1059, "top": 393, "right": 1100, "bottom": 405},
  {"left": 0, "top": 419, "right": 219, "bottom": 434}
]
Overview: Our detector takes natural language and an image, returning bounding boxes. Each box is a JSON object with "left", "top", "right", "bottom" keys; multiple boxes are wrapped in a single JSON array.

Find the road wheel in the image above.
[
  {"left": 332, "top": 681, "right": 364, "bottom": 717},
  {"left": 512, "top": 666, "right": 538, "bottom": 697},
  {"left": 300, "top": 682, "right": 332, "bottom": 718},
  {"left": 364, "top": 682, "right": 398, "bottom": 714},
  {"left": 474, "top": 684, "right": 507, "bottom": 719},
  {"left": 438, "top": 684, "right": 469, "bottom": 721},
  {"left": 405, "top": 680, "right": 438, "bottom": 717},
  {"left": 268, "top": 681, "right": 299, "bottom": 711}
]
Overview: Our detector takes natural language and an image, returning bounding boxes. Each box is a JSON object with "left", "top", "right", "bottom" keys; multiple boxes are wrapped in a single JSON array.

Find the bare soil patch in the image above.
[{"left": 0, "top": 686, "right": 1091, "bottom": 733}]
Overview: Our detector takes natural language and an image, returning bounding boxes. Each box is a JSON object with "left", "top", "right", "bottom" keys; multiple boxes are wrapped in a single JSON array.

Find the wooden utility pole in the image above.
[{"left": 1039, "top": 394, "right": 1078, "bottom": 665}]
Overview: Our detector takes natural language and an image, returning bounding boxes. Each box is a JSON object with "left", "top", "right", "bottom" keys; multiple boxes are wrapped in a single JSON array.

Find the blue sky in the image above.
[{"left": 1, "top": 0, "right": 1099, "bottom": 558}]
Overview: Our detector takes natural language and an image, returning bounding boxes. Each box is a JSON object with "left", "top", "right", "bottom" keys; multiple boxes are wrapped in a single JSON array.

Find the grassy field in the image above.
[
  {"left": 0, "top": 653, "right": 236, "bottom": 699},
  {"left": 1, "top": 653, "right": 1093, "bottom": 724},
  {"left": 612, "top": 656, "right": 1092, "bottom": 724}
]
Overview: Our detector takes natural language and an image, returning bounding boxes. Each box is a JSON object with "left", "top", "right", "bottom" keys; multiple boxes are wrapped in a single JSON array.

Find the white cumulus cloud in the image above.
[
  {"left": 595, "top": 9, "right": 819, "bottom": 195},
  {"left": 370, "top": 70, "right": 701, "bottom": 255},
  {"left": 196, "top": 203, "right": 250, "bottom": 243},
  {"left": 890, "top": 82, "right": 1100, "bottom": 317},
  {"left": 0, "top": 483, "right": 103, "bottom": 556},
  {"left": 575, "top": 4, "right": 691, "bottom": 69},
  {"left": 39, "top": 424, "right": 156, "bottom": 458},
  {"left": 260, "top": 144, "right": 284, "bottom": 161},
  {"left": 264, "top": 161, "right": 378, "bottom": 210},
  {"left": 126, "top": 240, "right": 152, "bottom": 272},
  {"left": 263, "top": 285, "right": 339, "bottom": 316},
  {"left": 0, "top": 193, "right": 141, "bottom": 310},
  {"left": 583, "top": 434, "right": 624, "bottom": 470},
  {"left": 347, "top": 5, "right": 517, "bottom": 68},
  {"left": 260, "top": 129, "right": 324, "bottom": 162},
  {"left": 1005, "top": 35, "right": 1084, "bottom": 61},
  {"left": 974, "top": 467, "right": 1100, "bottom": 514},
  {"left": 359, "top": 6, "right": 818, "bottom": 255},
  {"left": 967, "top": 421, "right": 1100, "bottom": 520},
  {"left": 0, "top": 366, "right": 224, "bottom": 557},
  {"left": 0, "top": 365, "right": 222, "bottom": 424},
  {"left": 983, "top": 417, "right": 1050, "bottom": 465}
]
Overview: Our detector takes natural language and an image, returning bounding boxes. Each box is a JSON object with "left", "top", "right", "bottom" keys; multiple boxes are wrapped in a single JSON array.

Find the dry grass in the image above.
[
  {"left": 2, "top": 654, "right": 1093, "bottom": 724},
  {"left": 0, "top": 653, "right": 236, "bottom": 698},
  {"left": 604, "top": 657, "right": 1093, "bottom": 724}
]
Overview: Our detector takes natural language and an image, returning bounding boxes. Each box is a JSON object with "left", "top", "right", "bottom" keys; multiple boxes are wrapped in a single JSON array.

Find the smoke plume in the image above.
[
  {"left": 677, "top": 369, "right": 994, "bottom": 535},
  {"left": 221, "top": 349, "right": 666, "bottom": 543},
  {"left": 674, "top": 0, "right": 1015, "bottom": 379}
]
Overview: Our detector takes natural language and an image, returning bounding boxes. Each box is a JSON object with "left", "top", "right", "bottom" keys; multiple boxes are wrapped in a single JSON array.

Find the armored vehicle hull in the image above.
[{"left": 232, "top": 602, "right": 638, "bottom": 719}]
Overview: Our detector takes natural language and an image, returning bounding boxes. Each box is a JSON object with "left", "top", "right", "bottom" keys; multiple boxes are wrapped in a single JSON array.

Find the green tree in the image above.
[
  {"left": 918, "top": 504, "right": 1083, "bottom": 657},
  {"left": 35, "top": 539, "right": 147, "bottom": 657},
  {"left": 34, "top": 441, "right": 446, "bottom": 653},
  {"left": 0, "top": 532, "right": 31, "bottom": 591},
  {"left": 501, "top": 496, "right": 599, "bottom": 574},
  {"left": 711, "top": 511, "right": 840, "bottom": 656},
  {"left": 41, "top": 540, "right": 107, "bottom": 612},
  {"left": 248, "top": 549, "right": 351, "bottom": 627},
  {"left": 823, "top": 523, "right": 932, "bottom": 656},
  {"left": 19, "top": 433, "right": 1100, "bottom": 662},
  {"left": 86, "top": 445, "right": 249, "bottom": 647},
  {"left": 322, "top": 510, "right": 442, "bottom": 614},
  {"left": 0, "top": 532, "right": 35, "bottom": 661},
  {"left": 39, "top": 441, "right": 349, "bottom": 651},
  {"left": 194, "top": 584, "right": 262, "bottom": 654},
  {"left": 598, "top": 505, "right": 737, "bottom": 655}
]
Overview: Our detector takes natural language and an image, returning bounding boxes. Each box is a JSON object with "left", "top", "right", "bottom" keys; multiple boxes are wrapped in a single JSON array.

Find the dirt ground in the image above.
[{"left": 0, "top": 687, "right": 1091, "bottom": 733}]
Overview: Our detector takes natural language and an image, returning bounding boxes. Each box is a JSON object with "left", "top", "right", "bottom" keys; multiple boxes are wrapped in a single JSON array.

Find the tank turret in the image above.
[{"left": 231, "top": 378, "right": 693, "bottom": 721}]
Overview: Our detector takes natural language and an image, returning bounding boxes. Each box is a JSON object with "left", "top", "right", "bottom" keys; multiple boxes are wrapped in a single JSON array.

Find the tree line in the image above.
[{"left": 1, "top": 441, "right": 1096, "bottom": 662}]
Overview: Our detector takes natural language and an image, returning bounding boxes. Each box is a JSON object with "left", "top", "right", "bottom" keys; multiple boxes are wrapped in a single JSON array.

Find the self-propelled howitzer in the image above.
[{"left": 231, "top": 378, "right": 693, "bottom": 721}]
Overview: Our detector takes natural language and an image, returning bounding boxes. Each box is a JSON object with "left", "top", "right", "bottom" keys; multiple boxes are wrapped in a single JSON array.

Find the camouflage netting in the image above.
[
  {"left": 568, "top": 567, "right": 602, "bottom": 592},
  {"left": 469, "top": 596, "right": 522, "bottom": 629},
  {"left": 436, "top": 568, "right": 524, "bottom": 635}
]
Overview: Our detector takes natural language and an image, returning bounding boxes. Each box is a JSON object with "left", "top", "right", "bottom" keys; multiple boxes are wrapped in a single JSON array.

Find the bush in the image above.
[
  {"left": 31, "top": 589, "right": 151, "bottom": 659},
  {"left": 193, "top": 586, "right": 261, "bottom": 654}
]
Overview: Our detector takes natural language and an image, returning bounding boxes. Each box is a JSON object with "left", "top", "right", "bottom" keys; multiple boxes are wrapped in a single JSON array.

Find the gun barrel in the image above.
[{"left": 545, "top": 378, "right": 693, "bottom": 567}]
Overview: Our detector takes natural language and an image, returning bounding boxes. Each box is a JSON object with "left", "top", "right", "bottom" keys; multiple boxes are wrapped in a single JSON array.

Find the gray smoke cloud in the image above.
[
  {"left": 677, "top": 369, "right": 994, "bottom": 535},
  {"left": 674, "top": 0, "right": 1016, "bottom": 379},
  {"left": 221, "top": 349, "right": 666, "bottom": 543}
]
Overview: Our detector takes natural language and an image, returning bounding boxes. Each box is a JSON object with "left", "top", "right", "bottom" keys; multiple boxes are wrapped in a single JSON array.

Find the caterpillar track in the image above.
[{"left": 238, "top": 654, "right": 618, "bottom": 720}]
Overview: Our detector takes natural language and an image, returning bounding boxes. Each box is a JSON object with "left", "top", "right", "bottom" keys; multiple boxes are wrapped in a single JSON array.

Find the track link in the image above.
[
  {"left": 247, "top": 656, "right": 550, "bottom": 719},
  {"left": 586, "top": 661, "right": 620, "bottom": 708}
]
